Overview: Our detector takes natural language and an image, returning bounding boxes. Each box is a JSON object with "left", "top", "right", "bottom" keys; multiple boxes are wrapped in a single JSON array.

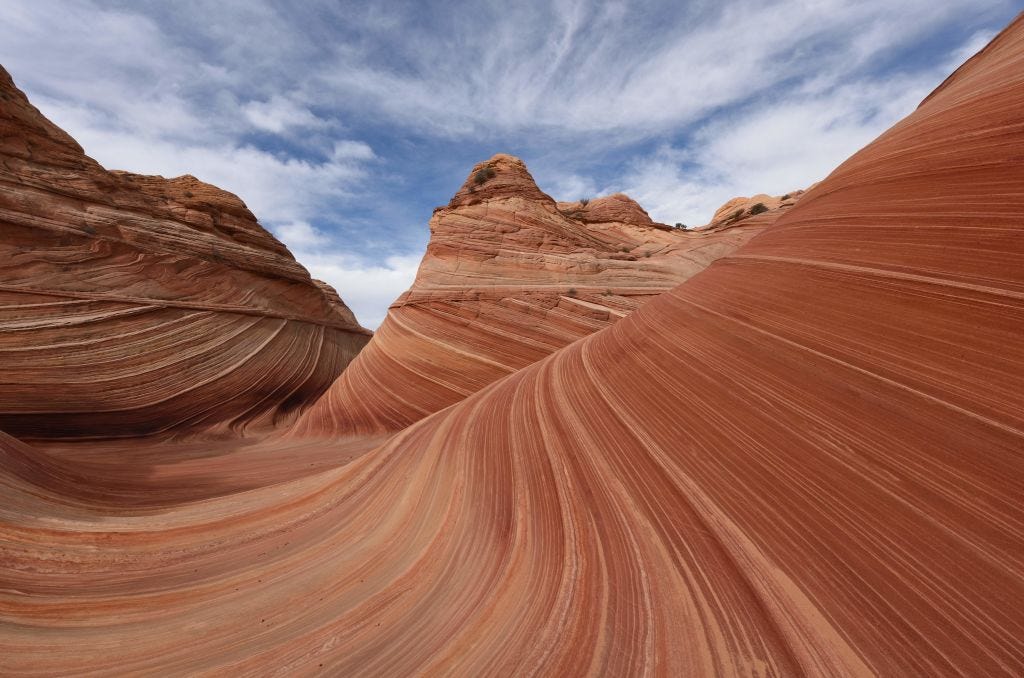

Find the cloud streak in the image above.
[
  {"left": 0, "top": 0, "right": 1016, "bottom": 326},
  {"left": 614, "top": 26, "right": 1004, "bottom": 226}
]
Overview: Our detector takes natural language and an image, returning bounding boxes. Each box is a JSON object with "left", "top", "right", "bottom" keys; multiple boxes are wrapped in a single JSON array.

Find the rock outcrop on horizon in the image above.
[
  {"left": 3, "top": 11, "right": 1024, "bottom": 677},
  {"left": 0, "top": 66, "right": 370, "bottom": 438},
  {"left": 293, "top": 154, "right": 779, "bottom": 436},
  {"left": 702, "top": 189, "right": 805, "bottom": 229}
]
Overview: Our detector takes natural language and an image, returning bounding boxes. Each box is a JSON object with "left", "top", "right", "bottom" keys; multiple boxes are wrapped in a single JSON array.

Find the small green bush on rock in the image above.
[{"left": 473, "top": 166, "right": 497, "bottom": 185}]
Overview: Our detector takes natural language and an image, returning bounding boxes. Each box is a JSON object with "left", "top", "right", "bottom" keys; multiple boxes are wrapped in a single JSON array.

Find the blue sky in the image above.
[{"left": 1, "top": 0, "right": 1018, "bottom": 327}]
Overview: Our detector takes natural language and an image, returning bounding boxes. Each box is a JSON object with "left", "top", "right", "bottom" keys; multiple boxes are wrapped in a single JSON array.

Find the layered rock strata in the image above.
[
  {"left": 0, "top": 67, "right": 370, "bottom": 438},
  {"left": 294, "top": 155, "right": 777, "bottom": 435},
  {"left": 309, "top": 17, "right": 1024, "bottom": 675},
  {"left": 2, "top": 12, "right": 1024, "bottom": 676}
]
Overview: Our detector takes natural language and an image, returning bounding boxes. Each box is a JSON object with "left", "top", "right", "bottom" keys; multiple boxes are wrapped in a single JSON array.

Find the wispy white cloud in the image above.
[
  {"left": 273, "top": 221, "right": 331, "bottom": 248},
  {"left": 242, "top": 95, "right": 324, "bottom": 133},
  {"left": 610, "top": 28, "right": 1003, "bottom": 226},
  {"left": 282, "top": 248, "right": 421, "bottom": 329},
  {"left": 313, "top": 0, "right": 1010, "bottom": 137},
  {"left": 0, "top": 0, "right": 1015, "bottom": 326},
  {"left": 331, "top": 140, "right": 376, "bottom": 162},
  {"left": 270, "top": 219, "right": 420, "bottom": 329},
  {"left": 543, "top": 172, "right": 600, "bottom": 203}
]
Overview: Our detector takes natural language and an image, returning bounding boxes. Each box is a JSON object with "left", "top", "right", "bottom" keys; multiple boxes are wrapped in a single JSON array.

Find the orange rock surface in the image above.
[
  {"left": 0, "top": 66, "right": 370, "bottom": 439},
  {"left": 704, "top": 189, "right": 806, "bottom": 229},
  {"left": 294, "top": 155, "right": 774, "bottom": 435},
  {"left": 3, "top": 11, "right": 1024, "bottom": 677}
]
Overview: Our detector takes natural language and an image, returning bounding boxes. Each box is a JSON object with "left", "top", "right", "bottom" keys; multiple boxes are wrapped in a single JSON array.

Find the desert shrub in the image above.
[
  {"left": 473, "top": 166, "right": 496, "bottom": 185},
  {"left": 749, "top": 202, "right": 769, "bottom": 215},
  {"left": 567, "top": 288, "right": 578, "bottom": 297},
  {"left": 579, "top": 197, "right": 590, "bottom": 206},
  {"left": 781, "top": 193, "right": 791, "bottom": 200},
  {"left": 674, "top": 222, "right": 687, "bottom": 230}
]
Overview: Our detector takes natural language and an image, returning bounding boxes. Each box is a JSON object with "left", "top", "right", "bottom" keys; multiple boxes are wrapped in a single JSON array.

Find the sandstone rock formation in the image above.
[
  {"left": 703, "top": 189, "right": 805, "bottom": 229},
  {"left": 3, "top": 11, "right": 1024, "bottom": 677},
  {"left": 293, "top": 154, "right": 776, "bottom": 436},
  {"left": 300, "top": 16, "right": 1022, "bottom": 674},
  {"left": 0, "top": 66, "right": 370, "bottom": 438}
]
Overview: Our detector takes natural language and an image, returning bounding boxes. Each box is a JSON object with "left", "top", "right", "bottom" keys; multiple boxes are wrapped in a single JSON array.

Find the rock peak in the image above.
[{"left": 448, "top": 153, "right": 554, "bottom": 208}]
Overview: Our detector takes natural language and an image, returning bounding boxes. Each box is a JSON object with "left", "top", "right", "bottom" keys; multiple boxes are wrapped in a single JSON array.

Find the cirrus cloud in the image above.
[{"left": 0, "top": 0, "right": 1016, "bottom": 326}]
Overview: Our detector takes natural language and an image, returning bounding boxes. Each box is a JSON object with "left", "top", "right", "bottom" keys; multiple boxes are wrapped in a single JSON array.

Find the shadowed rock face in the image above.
[
  {"left": 292, "top": 154, "right": 780, "bottom": 436},
  {"left": 2, "top": 12, "right": 1024, "bottom": 677},
  {"left": 0, "top": 66, "right": 370, "bottom": 438}
]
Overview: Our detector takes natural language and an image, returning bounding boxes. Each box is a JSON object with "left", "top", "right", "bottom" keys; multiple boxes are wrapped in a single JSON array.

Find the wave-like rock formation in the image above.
[
  {"left": 311, "top": 19, "right": 1022, "bottom": 675},
  {"left": 0, "top": 67, "right": 370, "bottom": 439},
  {"left": 294, "top": 155, "right": 779, "bottom": 435},
  {"left": 3, "top": 12, "right": 1024, "bottom": 676}
]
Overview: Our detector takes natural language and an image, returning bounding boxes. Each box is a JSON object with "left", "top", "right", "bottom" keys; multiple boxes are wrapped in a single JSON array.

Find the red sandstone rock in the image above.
[
  {"left": 0, "top": 66, "right": 370, "bottom": 438},
  {"left": 703, "top": 189, "right": 805, "bottom": 229},
  {"left": 557, "top": 192, "right": 667, "bottom": 227},
  {"left": 292, "top": 155, "right": 774, "bottom": 436},
  {"left": 312, "top": 15, "right": 1022, "bottom": 675},
  {"left": 2, "top": 11, "right": 1024, "bottom": 677}
]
